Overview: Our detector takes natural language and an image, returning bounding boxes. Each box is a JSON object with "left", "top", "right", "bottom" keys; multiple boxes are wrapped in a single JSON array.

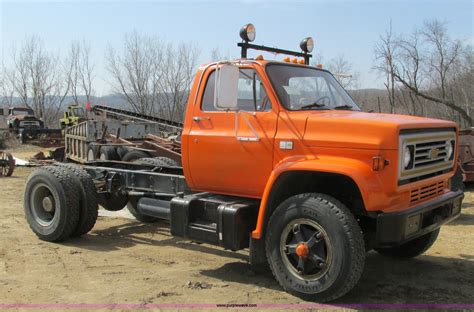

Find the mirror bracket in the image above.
[{"left": 235, "top": 111, "right": 260, "bottom": 142}]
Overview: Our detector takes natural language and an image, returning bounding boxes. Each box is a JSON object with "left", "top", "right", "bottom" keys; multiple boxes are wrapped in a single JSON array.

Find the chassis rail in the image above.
[{"left": 83, "top": 160, "right": 188, "bottom": 197}]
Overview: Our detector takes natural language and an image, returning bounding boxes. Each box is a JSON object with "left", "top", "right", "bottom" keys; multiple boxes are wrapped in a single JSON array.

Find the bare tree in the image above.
[
  {"left": 79, "top": 41, "right": 94, "bottom": 104},
  {"left": 66, "top": 41, "right": 81, "bottom": 105},
  {"left": 375, "top": 20, "right": 472, "bottom": 126},
  {"left": 66, "top": 40, "right": 95, "bottom": 105},
  {"left": 157, "top": 42, "right": 199, "bottom": 121},
  {"left": 374, "top": 22, "right": 397, "bottom": 114},
  {"left": 327, "top": 55, "right": 360, "bottom": 89},
  {"left": 106, "top": 31, "right": 199, "bottom": 120},
  {"left": 4, "top": 37, "right": 71, "bottom": 127},
  {"left": 210, "top": 47, "right": 230, "bottom": 62},
  {"left": 0, "top": 66, "right": 15, "bottom": 107},
  {"left": 106, "top": 31, "right": 164, "bottom": 115}
]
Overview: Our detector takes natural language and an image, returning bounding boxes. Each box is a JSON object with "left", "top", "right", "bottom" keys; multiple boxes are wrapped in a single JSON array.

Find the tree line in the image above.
[
  {"left": 0, "top": 19, "right": 472, "bottom": 128},
  {"left": 371, "top": 20, "right": 472, "bottom": 127}
]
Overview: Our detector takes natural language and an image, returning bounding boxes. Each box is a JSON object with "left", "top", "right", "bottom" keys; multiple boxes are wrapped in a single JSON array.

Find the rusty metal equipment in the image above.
[
  {"left": 64, "top": 105, "right": 182, "bottom": 164},
  {"left": 0, "top": 151, "right": 15, "bottom": 177},
  {"left": 458, "top": 128, "right": 474, "bottom": 183}
]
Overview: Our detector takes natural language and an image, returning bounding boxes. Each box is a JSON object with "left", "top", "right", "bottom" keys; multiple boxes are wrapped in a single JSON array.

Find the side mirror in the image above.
[{"left": 214, "top": 64, "right": 239, "bottom": 111}]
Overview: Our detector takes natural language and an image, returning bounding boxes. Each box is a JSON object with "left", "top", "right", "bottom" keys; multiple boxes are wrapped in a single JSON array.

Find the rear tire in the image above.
[
  {"left": 265, "top": 193, "right": 365, "bottom": 302},
  {"left": 24, "top": 166, "right": 80, "bottom": 242},
  {"left": 122, "top": 150, "right": 150, "bottom": 162},
  {"left": 99, "top": 146, "right": 119, "bottom": 161},
  {"left": 56, "top": 164, "right": 99, "bottom": 236},
  {"left": 87, "top": 144, "right": 99, "bottom": 161},
  {"left": 375, "top": 228, "right": 440, "bottom": 259},
  {"left": 135, "top": 157, "right": 178, "bottom": 167},
  {"left": 98, "top": 192, "right": 128, "bottom": 211}
]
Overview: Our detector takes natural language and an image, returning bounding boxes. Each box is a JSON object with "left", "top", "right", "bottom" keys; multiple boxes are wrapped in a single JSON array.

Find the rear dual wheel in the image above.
[
  {"left": 265, "top": 193, "right": 365, "bottom": 302},
  {"left": 87, "top": 144, "right": 119, "bottom": 161},
  {"left": 24, "top": 165, "right": 98, "bottom": 241}
]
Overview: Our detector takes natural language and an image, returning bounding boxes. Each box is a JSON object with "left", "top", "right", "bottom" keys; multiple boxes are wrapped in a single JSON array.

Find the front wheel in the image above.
[{"left": 265, "top": 193, "right": 365, "bottom": 302}]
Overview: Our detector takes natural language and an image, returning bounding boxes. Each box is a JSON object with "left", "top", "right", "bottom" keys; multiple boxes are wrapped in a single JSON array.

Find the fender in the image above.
[{"left": 251, "top": 155, "right": 382, "bottom": 239}]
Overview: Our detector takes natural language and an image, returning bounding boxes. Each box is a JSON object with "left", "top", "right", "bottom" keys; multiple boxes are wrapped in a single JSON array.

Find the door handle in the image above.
[{"left": 193, "top": 116, "right": 210, "bottom": 122}]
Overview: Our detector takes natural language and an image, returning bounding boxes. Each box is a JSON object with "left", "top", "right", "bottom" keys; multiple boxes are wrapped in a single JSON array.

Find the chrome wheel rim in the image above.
[
  {"left": 280, "top": 218, "right": 333, "bottom": 281},
  {"left": 30, "top": 183, "right": 57, "bottom": 226}
]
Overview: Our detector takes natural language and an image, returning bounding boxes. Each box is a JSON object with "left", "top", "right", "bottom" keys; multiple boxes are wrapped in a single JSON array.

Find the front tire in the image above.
[
  {"left": 375, "top": 228, "right": 440, "bottom": 259},
  {"left": 265, "top": 193, "right": 365, "bottom": 302}
]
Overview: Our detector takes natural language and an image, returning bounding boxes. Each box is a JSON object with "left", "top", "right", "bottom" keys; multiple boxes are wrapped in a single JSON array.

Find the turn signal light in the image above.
[{"left": 372, "top": 156, "right": 389, "bottom": 171}]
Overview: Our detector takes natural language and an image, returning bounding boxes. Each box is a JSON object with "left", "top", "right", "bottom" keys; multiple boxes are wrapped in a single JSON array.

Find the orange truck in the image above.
[{"left": 23, "top": 24, "right": 464, "bottom": 302}]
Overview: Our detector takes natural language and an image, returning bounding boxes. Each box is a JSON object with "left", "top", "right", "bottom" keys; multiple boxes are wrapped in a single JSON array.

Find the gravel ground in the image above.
[{"left": 0, "top": 147, "right": 473, "bottom": 309}]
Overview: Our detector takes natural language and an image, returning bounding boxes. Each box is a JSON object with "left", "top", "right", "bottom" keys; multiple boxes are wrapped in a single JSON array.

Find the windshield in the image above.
[
  {"left": 73, "top": 108, "right": 85, "bottom": 117},
  {"left": 266, "top": 64, "right": 360, "bottom": 111},
  {"left": 12, "top": 108, "right": 34, "bottom": 116}
]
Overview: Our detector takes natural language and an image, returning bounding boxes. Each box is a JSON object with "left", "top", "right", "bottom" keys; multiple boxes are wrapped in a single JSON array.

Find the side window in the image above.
[{"left": 201, "top": 68, "right": 271, "bottom": 112}]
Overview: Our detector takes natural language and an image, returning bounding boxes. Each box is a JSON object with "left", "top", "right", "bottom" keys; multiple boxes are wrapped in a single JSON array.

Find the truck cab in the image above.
[
  {"left": 7, "top": 107, "right": 43, "bottom": 132},
  {"left": 60, "top": 104, "right": 86, "bottom": 129},
  {"left": 23, "top": 24, "right": 464, "bottom": 302}
]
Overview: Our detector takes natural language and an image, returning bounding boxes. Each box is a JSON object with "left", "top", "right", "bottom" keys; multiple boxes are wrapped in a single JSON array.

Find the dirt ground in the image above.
[{"left": 0, "top": 146, "right": 473, "bottom": 308}]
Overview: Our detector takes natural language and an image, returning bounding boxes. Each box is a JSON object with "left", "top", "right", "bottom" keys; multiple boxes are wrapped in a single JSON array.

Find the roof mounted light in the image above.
[
  {"left": 240, "top": 23, "right": 256, "bottom": 42},
  {"left": 300, "top": 37, "right": 314, "bottom": 53}
]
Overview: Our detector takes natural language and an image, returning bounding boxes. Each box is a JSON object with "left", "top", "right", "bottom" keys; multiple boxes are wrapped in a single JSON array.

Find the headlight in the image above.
[
  {"left": 446, "top": 141, "right": 454, "bottom": 160},
  {"left": 300, "top": 37, "right": 314, "bottom": 53},
  {"left": 403, "top": 145, "right": 412, "bottom": 169},
  {"left": 239, "top": 23, "right": 256, "bottom": 42}
]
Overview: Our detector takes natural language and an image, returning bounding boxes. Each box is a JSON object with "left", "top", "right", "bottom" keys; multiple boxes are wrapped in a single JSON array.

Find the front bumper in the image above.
[{"left": 375, "top": 190, "right": 464, "bottom": 247}]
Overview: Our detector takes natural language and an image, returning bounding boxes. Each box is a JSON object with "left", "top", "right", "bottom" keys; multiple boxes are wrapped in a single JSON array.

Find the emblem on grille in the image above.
[{"left": 428, "top": 148, "right": 440, "bottom": 159}]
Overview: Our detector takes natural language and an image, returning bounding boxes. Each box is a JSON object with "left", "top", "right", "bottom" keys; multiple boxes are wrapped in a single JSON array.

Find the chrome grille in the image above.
[
  {"left": 413, "top": 140, "right": 448, "bottom": 168},
  {"left": 399, "top": 130, "right": 456, "bottom": 182}
]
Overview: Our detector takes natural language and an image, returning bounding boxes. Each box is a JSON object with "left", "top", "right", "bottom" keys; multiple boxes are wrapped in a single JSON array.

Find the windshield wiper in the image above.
[
  {"left": 300, "top": 102, "right": 326, "bottom": 110},
  {"left": 333, "top": 104, "right": 353, "bottom": 110}
]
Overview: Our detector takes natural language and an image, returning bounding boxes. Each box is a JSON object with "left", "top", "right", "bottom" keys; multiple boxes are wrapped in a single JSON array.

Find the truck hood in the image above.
[
  {"left": 10, "top": 115, "right": 37, "bottom": 121},
  {"left": 297, "top": 110, "right": 457, "bottom": 150}
]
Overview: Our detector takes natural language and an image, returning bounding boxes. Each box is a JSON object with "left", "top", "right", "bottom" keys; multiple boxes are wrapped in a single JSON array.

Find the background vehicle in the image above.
[
  {"left": 7, "top": 107, "right": 44, "bottom": 133},
  {"left": 23, "top": 24, "right": 464, "bottom": 302},
  {"left": 59, "top": 104, "right": 87, "bottom": 129},
  {"left": 458, "top": 128, "right": 474, "bottom": 184}
]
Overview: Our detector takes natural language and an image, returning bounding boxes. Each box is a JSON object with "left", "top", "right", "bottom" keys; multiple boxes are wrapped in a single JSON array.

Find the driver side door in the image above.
[{"left": 186, "top": 66, "right": 278, "bottom": 198}]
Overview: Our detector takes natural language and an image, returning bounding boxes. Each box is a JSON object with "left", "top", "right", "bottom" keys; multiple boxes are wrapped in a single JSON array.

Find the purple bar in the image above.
[{"left": 0, "top": 303, "right": 473, "bottom": 309}]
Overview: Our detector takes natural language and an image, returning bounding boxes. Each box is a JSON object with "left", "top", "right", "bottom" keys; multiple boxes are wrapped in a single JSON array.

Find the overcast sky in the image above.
[{"left": 1, "top": 0, "right": 472, "bottom": 95}]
